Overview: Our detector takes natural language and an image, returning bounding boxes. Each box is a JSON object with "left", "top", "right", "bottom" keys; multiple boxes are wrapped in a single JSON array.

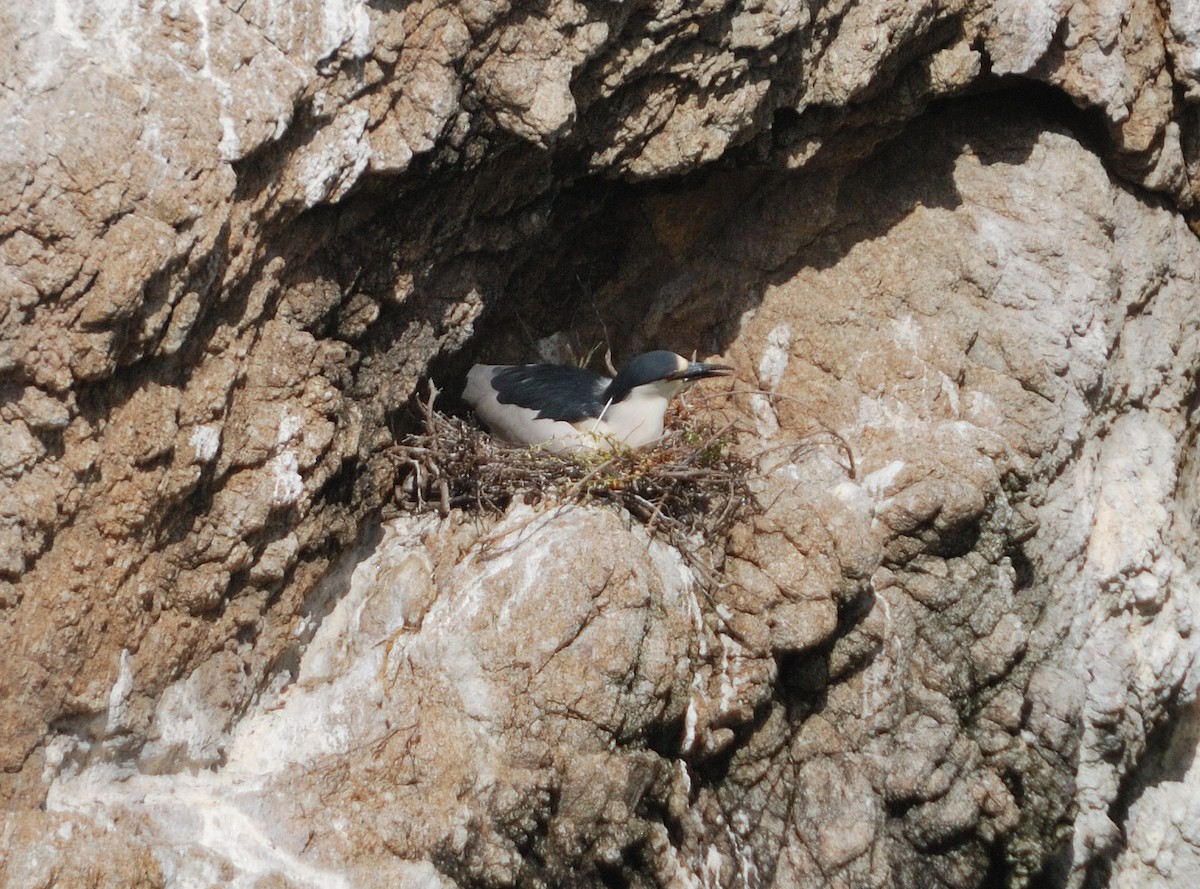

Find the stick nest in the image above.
[{"left": 384, "top": 386, "right": 754, "bottom": 553}]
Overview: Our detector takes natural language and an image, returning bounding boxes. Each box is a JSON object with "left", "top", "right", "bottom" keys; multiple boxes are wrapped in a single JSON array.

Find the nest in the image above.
[{"left": 384, "top": 386, "right": 754, "bottom": 579}]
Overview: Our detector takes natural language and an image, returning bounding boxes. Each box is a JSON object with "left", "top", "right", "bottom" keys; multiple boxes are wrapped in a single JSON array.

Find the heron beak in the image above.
[{"left": 669, "top": 361, "right": 734, "bottom": 382}]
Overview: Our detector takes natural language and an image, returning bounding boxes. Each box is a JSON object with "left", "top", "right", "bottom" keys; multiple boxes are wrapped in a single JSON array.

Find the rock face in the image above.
[{"left": 2, "top": 1, "right": 1199, "bottom": 888}]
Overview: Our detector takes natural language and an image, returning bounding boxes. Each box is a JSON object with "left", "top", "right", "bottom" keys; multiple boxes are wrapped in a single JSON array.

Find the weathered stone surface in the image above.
[{"left": 3, "top": 0, "right": 1200, "bottom": 887}]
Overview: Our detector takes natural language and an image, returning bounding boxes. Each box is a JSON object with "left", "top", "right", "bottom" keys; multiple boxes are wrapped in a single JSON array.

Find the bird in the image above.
[{"left": 463, "top": 350, "right": 733, "bottom": 452}]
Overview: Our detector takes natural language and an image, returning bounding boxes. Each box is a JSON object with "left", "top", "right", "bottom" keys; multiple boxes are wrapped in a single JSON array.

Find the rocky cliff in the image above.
[{"left": 2, "top": 1, "right": 1199, "bottom": 887}]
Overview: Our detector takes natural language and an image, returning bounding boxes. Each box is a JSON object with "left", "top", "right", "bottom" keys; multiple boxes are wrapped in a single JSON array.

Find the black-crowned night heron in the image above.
[{"left": 463, "top": 350, "right": 732, "bottom": 452}]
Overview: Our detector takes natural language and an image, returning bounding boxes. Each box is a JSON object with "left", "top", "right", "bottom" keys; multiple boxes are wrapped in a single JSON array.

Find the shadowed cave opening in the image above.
[{"left": 298, "top": 79, "right": 1117, "bottom": 451}]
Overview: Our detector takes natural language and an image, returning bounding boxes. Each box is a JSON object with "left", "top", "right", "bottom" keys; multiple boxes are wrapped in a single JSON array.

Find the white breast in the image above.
[{"left": 587, "top": 389, "right": 670, "bottom": 449}]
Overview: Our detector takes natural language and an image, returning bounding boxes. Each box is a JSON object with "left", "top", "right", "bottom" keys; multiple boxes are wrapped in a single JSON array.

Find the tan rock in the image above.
[{"left": 4, "top": 0, "right": 1200, "bottom": 886}]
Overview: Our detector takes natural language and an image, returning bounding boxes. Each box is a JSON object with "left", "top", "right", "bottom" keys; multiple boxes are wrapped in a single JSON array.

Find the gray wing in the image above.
[{"left": 488, "top": 364, "right": 610, "bottom": 422}]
